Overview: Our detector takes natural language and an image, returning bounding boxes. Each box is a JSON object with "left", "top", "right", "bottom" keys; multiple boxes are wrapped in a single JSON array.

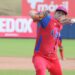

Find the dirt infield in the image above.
[{"left": 0, "top": 57, "right": 75, "bottom": 70}]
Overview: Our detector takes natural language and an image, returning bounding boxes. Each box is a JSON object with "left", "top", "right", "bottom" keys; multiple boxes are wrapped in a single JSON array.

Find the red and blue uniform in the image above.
[
  {"left": 58, "top": 24, "right": 63, "bottom": 47},
  {"left": 32, "top": 15, "right": 62, "bottom": 75}
]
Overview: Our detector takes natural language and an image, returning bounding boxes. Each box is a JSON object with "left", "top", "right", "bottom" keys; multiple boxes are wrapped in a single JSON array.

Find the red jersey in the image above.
[{"left": 34, "top": 15, "right": 62, "bottom": 57}]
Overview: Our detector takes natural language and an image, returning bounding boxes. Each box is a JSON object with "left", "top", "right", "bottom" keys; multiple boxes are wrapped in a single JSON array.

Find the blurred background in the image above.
[
  {"left": 0, "top": 0, "right": 21, "bottom": 16},
  {"left": 0, "top": 0, "right": 75, "bottom": 75}
]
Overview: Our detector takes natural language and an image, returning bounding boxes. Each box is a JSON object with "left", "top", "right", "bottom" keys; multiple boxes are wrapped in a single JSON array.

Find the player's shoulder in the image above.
[{"left": 38, "top": 15, "right": 52, "bottom": 28}]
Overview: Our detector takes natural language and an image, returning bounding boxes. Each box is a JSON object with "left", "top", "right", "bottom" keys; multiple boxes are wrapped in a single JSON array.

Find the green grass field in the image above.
[
  {"left": 0, "top": 38, "right": 35, "bottom": 57},
  {"left": 0, "top": 70, "right": 74, "bottom": 75},
  {"left": 0, "top": 38, "right": 75, "bottom": 58},
  {"left": 0, "top": 38, "right": 75, "bottom": 75}
]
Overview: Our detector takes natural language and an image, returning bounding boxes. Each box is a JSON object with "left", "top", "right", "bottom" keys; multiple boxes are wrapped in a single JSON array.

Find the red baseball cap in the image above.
[{"left": 56, "top": 6, "right": 68, "bottom": 15}]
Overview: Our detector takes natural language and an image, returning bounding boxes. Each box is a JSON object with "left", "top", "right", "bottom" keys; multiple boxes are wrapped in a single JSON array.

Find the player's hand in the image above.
[
  {"left": 60, "top": 57, "right": 67, "bottom": 62},
  {"left": 29, "top": 10, "right": 39, "bottom": 19},
  {"left": 71, "top": 19, "right": 75, "bottom": 23},
  {"left": 29, "top": 10, "right": 50, "bottom": 22},
  {"left": 29, "top": 10, "right": 43, "bottom": 22},
  {"left": 61, "top": 57, "right": 65, "bottom": 61}
]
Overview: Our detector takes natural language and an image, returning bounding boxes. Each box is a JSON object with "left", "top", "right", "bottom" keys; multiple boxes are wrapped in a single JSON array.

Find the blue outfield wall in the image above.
[{"left": 61, "top": 23, "right": 75, "bottom": 39}]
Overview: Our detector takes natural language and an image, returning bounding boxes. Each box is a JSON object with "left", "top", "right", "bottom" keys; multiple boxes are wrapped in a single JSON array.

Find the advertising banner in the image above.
[
  {"left": 0, "top": 16, "right": 37, "bottom": 38},
  {"left": 22, "top": 0, "right": 75, "bottom": 18}
]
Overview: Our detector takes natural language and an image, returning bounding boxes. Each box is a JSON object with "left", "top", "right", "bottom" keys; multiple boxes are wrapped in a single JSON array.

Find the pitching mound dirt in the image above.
[{"left": 0, "top": 57, "right": 75, "bottom": 70}]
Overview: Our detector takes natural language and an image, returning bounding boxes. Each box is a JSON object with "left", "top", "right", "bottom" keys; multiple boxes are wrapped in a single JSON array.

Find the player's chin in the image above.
[{"left": 54, "top": 16, "right": 60, "bottom": 21}]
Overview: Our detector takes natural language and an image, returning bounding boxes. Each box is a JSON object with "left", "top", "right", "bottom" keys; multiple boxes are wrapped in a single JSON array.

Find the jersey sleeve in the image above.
[{"left": 39, "top": 15, "right": 51, "bottom": 28}]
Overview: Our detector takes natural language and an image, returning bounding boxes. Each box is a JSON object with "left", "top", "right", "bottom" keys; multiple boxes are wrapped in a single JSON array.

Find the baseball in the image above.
[{"left": 29, "top": 10, "right": 37, "bottom": 18}]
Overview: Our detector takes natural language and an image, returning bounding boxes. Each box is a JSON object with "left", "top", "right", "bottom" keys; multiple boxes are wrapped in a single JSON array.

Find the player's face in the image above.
[{"left": 54, "top": 11, "right": 66, "bottom": 21}]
